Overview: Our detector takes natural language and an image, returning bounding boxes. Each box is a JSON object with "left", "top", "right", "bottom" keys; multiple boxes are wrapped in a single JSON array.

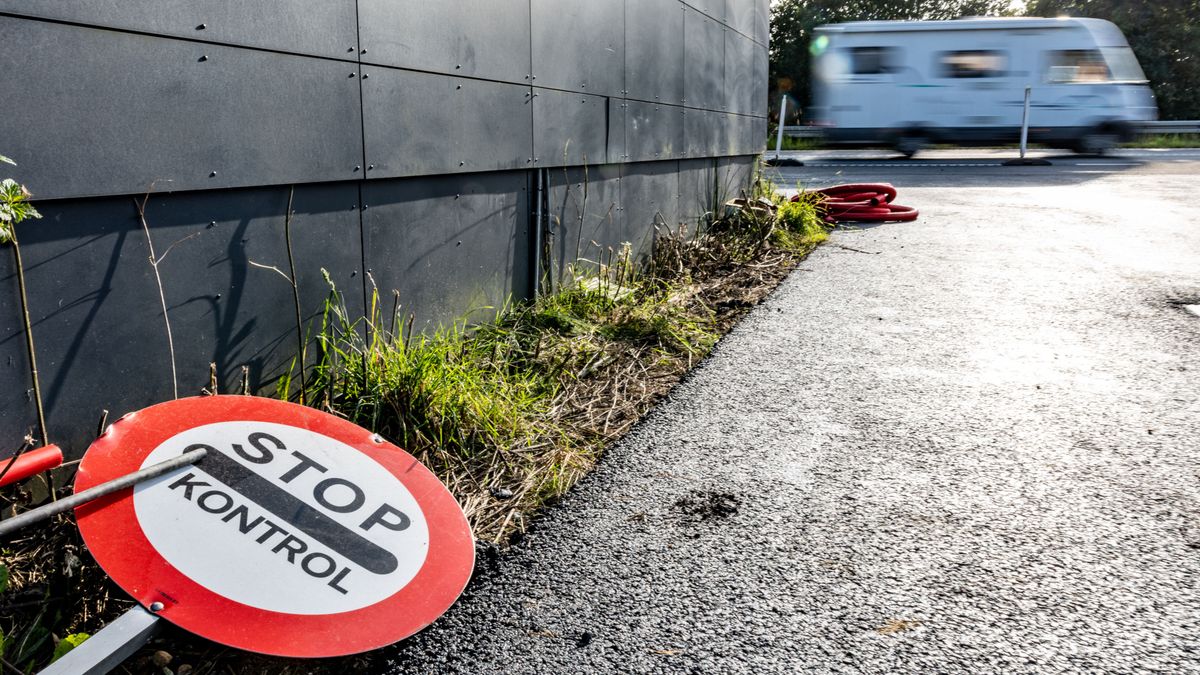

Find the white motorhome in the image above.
[{"left": 808, "top": 17, "right": 1158, "bottom": 155}]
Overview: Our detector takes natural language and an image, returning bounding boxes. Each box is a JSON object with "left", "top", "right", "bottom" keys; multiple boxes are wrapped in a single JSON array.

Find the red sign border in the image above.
[{"left": 74, "top": 396, "right": 475, "bottom": 658}]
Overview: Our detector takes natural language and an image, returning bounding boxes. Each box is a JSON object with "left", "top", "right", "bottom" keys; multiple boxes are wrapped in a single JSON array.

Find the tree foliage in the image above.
[
  {"left": 770, "top": 0, "right": 1011, "bottom": 115},
  {"left": 1027, "top": 0, "right": 1199, "bottom": 120}
]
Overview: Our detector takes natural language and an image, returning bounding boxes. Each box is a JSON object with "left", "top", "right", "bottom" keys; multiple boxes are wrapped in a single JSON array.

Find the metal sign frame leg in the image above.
[{"left": 38, "top": 606, "right": 162, "bottom": 675}]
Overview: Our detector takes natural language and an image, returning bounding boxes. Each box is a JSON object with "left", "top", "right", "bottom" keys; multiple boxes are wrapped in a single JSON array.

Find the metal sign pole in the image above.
[
  {"left": 38, "top": 606, "right": 162, "bottom": 675},
  {"left": 0, "top": 448, "right": 207, "bottom": 539},
  {"left": 1003, "top": 86, "right": 1050, "bottom": 166},
  {"left": 1019, "top": 86, "right": 1031, "bottom": 159},
  {"left": 774, "top": 95, "right": 788, "bottom": 160}
]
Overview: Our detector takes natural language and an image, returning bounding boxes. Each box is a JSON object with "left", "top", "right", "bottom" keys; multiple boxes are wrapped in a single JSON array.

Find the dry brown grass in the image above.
[{"left": 0, "top": 193, "right": 825, "bottom": 674}]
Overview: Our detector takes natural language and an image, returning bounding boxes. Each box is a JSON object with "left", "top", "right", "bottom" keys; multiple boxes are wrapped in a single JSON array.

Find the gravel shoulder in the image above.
[{"left": 384, "top": 169, "right": 1200, "bottom": 674}]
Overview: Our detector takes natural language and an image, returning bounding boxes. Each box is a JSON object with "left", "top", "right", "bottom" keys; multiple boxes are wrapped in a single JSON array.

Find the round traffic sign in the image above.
[{"left": 74, "top": 396, "right": 474, "bottom": 658}]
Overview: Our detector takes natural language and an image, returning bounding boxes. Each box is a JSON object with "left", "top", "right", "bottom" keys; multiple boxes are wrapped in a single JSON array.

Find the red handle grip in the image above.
[{"left": 0, "top": 445, "right": 64, "bottom": 487}]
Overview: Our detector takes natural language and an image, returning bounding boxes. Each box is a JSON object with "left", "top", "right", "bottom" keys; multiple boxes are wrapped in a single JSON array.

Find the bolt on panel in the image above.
[
  {"left": 362, "top": 67, "right": 534, "bottom": 179},
  {"left": 544, "top": 165, "right": 624, "bottom": 289},
  {"left": 357, "top": 0, "right": 532, "bottom": 85},
  {"left": 534, "top": 89, "right": 611, "bottom": 169},
  {"left": 0, "top": 183, "right": 364, "bottom": 458},
  {"left": 625, "top": 0, "right": 685, "bottom": 105},
  {"left": 684, "top": 8, "right": 725, "bottom": 111},
  {"left": 362, "top": 173, "right": 532, "bottom": 333},
  {"left": 0, "top": 0, "right": 359, "bottom": 60},
  {"left": 531, "top": 0, "right": 625, "bottom": 97},
  {"left": 724, "top": 30, "right": 757, "bottom": 115},
  {"left": 0, "top": 18, "right": 364, "bottom": 201},
  {"left": 626, "top": 101, "right": 686, "bottom": 163}
]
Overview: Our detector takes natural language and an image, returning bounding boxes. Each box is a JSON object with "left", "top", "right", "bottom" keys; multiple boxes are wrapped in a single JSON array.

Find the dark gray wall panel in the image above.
[
  {"left": 678, "top": 158, "right": 718, "bottom": 231},
  {"left": 684, "top": 8, "right": 725, "bottom": 111},
  {"left": 534, "top": 89, "right": 610, "bottom": 168},
  {"left": 754, "top": 42, "right": 770, "bottom": 116},
  {"left": 625, "top": 0, "right": 685, "bottom": 105},
  {"left": 358, "top": 0, "right": 532, "bottom": 84},
  {"left": 608, "top": 99, "right": 628, "bottom": 163},
  {"left": 730, "top": 114, "right": 766, "bottom": 156},
  {"left": 682, "top": 0, "right": 726, "bottom": 23},
  {"left": 717, "top": 155, "right": 757, "bottom": 202},
  {"left": 756, "top": 0, "right": 770, "bottom": 46},
  {"left": 725, "top": 30, "right": 757, "bottom": 115},
  {"left": 1, "top": 18, "right": 363, "bottom": 201},
  {"left": 0, "top": 184, "right": 364, "bottom": 459},
  {"left": 620, "top": 162, "right": 680, "bottom": 256},
  {"left": 0, "top": 0, "right": 359, "bottom": 59},
  {"left": 626, "top": 102, "right": 685, "bottom": 163},
  {"left": 0, "top": 255, "right": 38, "bottom": 450},
  {"left": 363, "top": 67, "right": 533, "bottom": 178},
  {"left": 362, "top": 173, "right": 531, "bottom": 332},
  {"left": 545, "top": 165, "right": 624, "bottom": 288},
  {"left": 727, "top": 0, "right": 757, "bottom": 40},
  {"left": 752, "top": 116, "right": 768, "bottom": 154},
  {"left": 685, "top": 109, "right": 733, "bottom": 158},
  {"left": 532, "top": 0, "right": 624, "bottom": 97}
]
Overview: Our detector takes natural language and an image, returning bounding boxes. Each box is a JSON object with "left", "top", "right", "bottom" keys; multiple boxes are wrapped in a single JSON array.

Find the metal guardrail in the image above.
[
  {"left": 1143, "top": 120, "right": 1200, "bottom": 134},
  {"left": 781, "top": 121, "right": 1200, "bottom": 138},
  {"left": 780, "top": 126, "right": 824, "bottom": 138}
]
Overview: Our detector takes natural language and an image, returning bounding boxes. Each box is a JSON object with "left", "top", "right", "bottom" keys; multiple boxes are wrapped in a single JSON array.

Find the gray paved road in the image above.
[{"left": 385, "top": 153, "right": 1200, "bottom": 673}]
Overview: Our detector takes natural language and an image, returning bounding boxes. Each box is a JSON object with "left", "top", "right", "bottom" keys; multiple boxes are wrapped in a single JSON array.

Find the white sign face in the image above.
[{"left": 133, "top": 422, "right": 430, "bottom": 616}]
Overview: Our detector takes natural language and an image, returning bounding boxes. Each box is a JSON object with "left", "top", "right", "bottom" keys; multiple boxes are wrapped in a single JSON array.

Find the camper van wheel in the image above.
[
  {"left": 1074, "top": 128, "right": 1119, "bottom": 156},
  {"left": 894, "top": 132, "right": 927, "bottom": 158}
]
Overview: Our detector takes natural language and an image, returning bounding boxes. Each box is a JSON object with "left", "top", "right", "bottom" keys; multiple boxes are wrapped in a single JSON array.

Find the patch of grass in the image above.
[
  {"left": 1126, "top": 133, "right": 1200, "bottom": 148},
  {"left": 0, "top": 178, "right": 830, "bottom": 675},
  {"left": 300, "top": 190, "right": 827, "bottom": 544},
  {"left": 301, "top": 243, "right": 727, "bottom": 541},
  {"left": 765, "top": 134, "right": 824, "bottom": 151}
]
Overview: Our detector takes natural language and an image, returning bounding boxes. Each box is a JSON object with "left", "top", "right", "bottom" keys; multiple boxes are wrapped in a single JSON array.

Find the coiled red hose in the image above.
[{"left": 792, "top": 183, "right": 919, "bottom": 224}]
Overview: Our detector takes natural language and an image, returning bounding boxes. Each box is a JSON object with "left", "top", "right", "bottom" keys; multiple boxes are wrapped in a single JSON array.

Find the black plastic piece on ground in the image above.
[
  {"left": 1002, "top": 158, "right": 1053, "bottom": 166},
  {"left": 764, "top": 158, "right": 805, "bottom": 167}
]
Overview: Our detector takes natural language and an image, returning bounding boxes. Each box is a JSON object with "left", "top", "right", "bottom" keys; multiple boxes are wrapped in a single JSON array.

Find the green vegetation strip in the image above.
[
  {"left": 1, "top": 179, "right": 827, "bottom": 674},
  {"left": 294, "top": 185, "right": 827, "bottom": 545}
]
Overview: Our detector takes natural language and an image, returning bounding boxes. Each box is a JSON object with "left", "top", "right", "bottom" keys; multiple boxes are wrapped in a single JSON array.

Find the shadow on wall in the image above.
[
  {"left": 0, "top": 182, "right": 365, "bottom": 458},
  {"left": 362, "top": 171, "right": 532, "bottom": 335},
  {"left": 0, "top": 156, "right": 758, "bottom": 460}
]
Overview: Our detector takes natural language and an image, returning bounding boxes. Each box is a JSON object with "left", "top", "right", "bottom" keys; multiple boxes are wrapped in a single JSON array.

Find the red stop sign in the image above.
[{"left": 75, "top": 396, "right": 475, "bottom": 657}]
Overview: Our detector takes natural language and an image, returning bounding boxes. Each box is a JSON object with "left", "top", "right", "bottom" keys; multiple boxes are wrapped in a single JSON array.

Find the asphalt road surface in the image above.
[{"left": 384, "top": 149, "right": 1200, "bottom": 674}]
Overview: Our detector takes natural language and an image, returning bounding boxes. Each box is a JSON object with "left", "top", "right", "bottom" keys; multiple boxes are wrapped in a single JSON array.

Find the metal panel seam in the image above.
[{"left": 0, "top": 11, "right": 361, "bottom": 64}]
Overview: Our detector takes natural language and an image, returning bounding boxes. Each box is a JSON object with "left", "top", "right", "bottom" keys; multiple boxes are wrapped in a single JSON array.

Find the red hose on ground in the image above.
[
  {"left": 0, "top": 444, "right": 64, "bottom": 488},
  {"left": 792, "top": 183, "right": 919, "bottom": 224}
]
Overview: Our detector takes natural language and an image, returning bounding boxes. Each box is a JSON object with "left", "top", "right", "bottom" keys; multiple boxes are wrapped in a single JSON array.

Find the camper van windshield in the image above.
[
  {"left": 1100, "top": 47, "right": 1147, "bottom": 82},
  {"left": 1047, "top": 48, "right": 1147, "bottom": 83}
]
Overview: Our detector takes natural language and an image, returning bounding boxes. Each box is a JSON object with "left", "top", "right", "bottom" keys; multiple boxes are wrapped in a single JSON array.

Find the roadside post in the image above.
[
  {"left": 774, "top": 95, "right": 788, "bottom": 161},
  {"left": 766, "top": 95, "right": 803, "bottom": 167},
  {"left": 27, "top": 396, "right": 475, "bottom": 673},
  {"left": 1004, "top": 86, "right": 1052, "bottom": 166}
]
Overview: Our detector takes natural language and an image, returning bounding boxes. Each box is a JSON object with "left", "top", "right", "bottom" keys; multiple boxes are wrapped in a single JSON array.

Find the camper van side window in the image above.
[
  {"left": 938, "top": 51, "right": 1007, "bottom": 78},
  {"left": 1047, "top": 50, "right": 1111, "bottom": 83},
  {"left": 850, "top": 47, "right": 897, "bottom": 75}
]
